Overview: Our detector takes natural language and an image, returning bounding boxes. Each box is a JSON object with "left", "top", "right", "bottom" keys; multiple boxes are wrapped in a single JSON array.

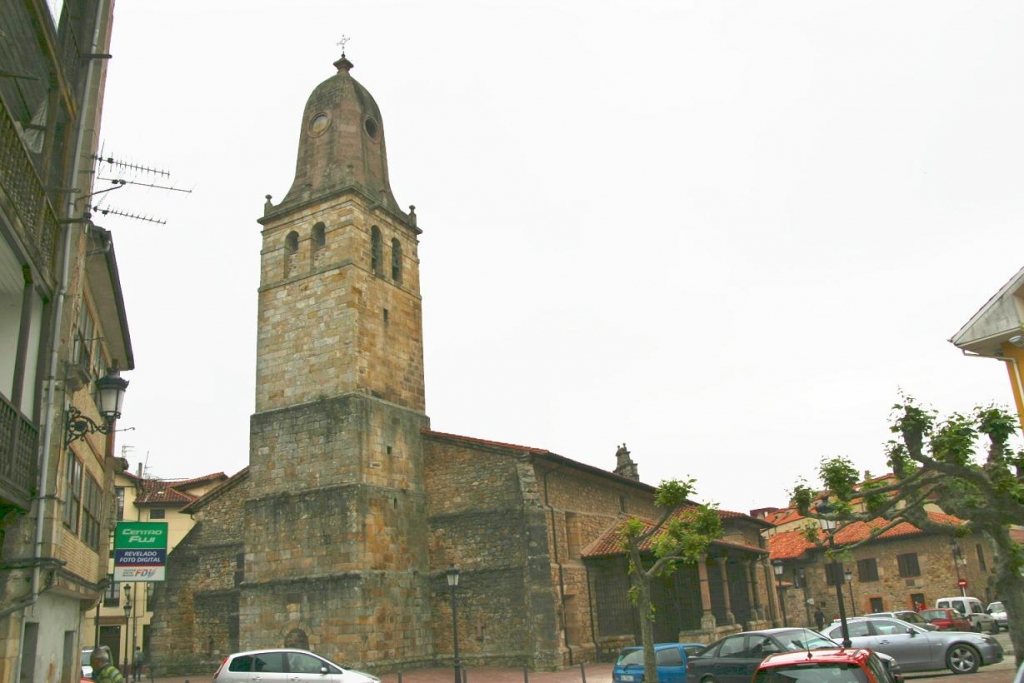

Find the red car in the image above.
[
  {"left": 753, "top": 648, "right": 903, "bottom": 683},
  {"left": 919, "top": 607, "right": 972, "bottom": 631}
]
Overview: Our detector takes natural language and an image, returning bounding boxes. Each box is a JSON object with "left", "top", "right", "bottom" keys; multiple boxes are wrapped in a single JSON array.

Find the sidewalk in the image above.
[{"left": 153, "top": 663, "right": 615, "bottom": 683}]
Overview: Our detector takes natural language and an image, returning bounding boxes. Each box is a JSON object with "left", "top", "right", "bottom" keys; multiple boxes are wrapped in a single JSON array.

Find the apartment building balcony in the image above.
[
  {"left": 0, "top": 393, "right": 37, "bottom": 512},
  {"left": 0, "top": 96, "right": 61, "bottom": 290}
]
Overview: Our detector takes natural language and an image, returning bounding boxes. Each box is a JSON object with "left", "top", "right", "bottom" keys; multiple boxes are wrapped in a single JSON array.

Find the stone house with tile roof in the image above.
[{"left": 762, "top": 506, "right": 997, "bottom": 627}]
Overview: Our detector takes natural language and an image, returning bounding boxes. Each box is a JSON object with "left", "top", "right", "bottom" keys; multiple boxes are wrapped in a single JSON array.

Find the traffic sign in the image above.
[{"left": 957, "top": 578, "right": 968, "bottom": 588}]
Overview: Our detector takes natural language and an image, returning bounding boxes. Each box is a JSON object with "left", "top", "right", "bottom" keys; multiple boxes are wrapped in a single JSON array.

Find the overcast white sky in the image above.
[{"left": 96, "top": 1, "right": 1024, "bottom": 514}]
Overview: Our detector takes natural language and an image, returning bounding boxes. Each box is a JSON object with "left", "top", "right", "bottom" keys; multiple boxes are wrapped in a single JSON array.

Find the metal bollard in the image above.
[
  {"left": 580, "top": 662, "right": 587, "bottom": 683},
  {"left": 523, "top": 665, "right": 530, "bottom": 682},
  {"left": 397, "top": 672, "right": 402, "bottom": 683}
]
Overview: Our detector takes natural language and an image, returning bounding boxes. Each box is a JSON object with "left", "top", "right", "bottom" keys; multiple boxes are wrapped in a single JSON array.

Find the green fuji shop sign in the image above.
[{"left": 113, "top": 521, "right": 168, "bottom": 581}]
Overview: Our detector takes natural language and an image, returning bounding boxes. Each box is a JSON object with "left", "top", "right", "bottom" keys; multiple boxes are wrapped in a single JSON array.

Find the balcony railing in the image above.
[
  {"left": 0, "top": 393, "right": 38, "bottom": 511},
  {"left": 0, "top": 97, "right": 61, "bottom": 284}
]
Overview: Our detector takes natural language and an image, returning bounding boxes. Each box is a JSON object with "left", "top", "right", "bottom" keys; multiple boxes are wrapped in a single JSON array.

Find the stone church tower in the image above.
[{"left": 244, "top": 52, "right": 432, "bottom": 665}]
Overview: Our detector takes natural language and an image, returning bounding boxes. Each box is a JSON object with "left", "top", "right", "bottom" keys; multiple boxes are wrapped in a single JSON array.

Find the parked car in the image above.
[
  {"left": 614, "top": 642, "right": 701, "bottom": 682},
  {"left": 987, "top": 601, "right": 1008, "bottom": 631},
  {"left": 935, "top": 596, "right": 996, "bottom": 633},
  {"left": 864, "top": 611, "right": 938, "bottom": 631},
  {"left": 753, "top": 648, "right": 903, "bottom": 683},
  {"left": 824, "top": 616, "right": 1003, "bottom": 675},
  {"left": 213, "top": 649, "right": 380, "bottom": 683},
  {"left": 81, "top": 648, "right": 93, "bottom": 679},
  {"left": 687, "top": 627, "right": 837, "bottom": 683},
  {"left": 918, "top": 607, "right": 972, "bottom": 632}
]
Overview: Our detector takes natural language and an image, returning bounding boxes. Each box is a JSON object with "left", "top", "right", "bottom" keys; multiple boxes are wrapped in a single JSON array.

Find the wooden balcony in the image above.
[
  {"left": 0, "top": 393, "right": 38, "bottom": 512},
  {"left": 0, "top": 97, "right": 61, "bottom": 288}
]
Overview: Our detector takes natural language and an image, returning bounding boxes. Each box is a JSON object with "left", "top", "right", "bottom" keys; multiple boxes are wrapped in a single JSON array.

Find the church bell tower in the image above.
[{"left": 242, "top": 52, "right": 431, "bottom": 666}]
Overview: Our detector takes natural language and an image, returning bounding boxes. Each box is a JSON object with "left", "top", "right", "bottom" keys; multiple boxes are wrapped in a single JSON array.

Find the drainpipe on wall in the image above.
[
  {"left": 541, "top": 463, "right": 571, "bottom": 665},
  {"left": 31, "top": 0, "right": 113, "bottom": 614}
]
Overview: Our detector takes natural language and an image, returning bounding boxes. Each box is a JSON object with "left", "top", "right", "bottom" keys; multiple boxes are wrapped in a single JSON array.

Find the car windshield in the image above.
[
  {"left": 616, "top": 649, "right": 643, "bottom": 666},
  {"left": 754, "top": 663, "right": 869, "bottom": 683},
  {"left": 918, "top": 609, "right": 945, "bottom": 620},
  {"left": 776, "top": 629, "right": 839, "bottom": 651},
  {"left": 990, "top": 602, "right": 1004, "bottom": 611}
]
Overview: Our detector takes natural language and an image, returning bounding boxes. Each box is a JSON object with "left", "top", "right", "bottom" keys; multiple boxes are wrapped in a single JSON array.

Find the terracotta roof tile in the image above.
[
  {"left": 768, "top": 511, "right": 966, "bottom": 560},
  {"left": 130, "top": 471, "right": 227, "bottom": 506},
  {"left": 582, "top": 507, "right": 762, "bottom": 558}
]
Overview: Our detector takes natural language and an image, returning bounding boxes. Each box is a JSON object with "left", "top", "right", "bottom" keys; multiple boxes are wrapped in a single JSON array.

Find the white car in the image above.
[
  {"left": 987, "top": 601, "right": 1008, "bottom": 631},
  {"left": 213, "top": 649, "right": 379, "bottom": 683}
]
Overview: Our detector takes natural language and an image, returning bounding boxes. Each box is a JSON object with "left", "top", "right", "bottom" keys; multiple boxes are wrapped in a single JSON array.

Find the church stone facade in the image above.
[{"left": 148, "top": 55, "right": 777, "bottom": 676}]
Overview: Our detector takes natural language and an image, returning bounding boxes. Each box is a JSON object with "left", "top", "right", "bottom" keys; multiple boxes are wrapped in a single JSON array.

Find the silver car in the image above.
[
  {"left": 213, "top": 649, "right": 380, "bottom": 683},
  {"left": 825, "top": 616, "right": 1003, "bottom": 675}
]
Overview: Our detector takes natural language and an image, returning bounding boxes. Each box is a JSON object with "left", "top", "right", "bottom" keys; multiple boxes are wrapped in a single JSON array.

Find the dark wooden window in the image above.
[
  {"left": 62, "top": 455, "right": 82, "bottom": 532},
  {"left": 869, "top": 597, "right": 884, "bottom": 612},
  {"left": 103, "top": 575, "right": 121, "bottom": 607},
  {"left": 857, "top": 558, "right": 879, "bottom": 582},
  {"left": 82, "top": 474, "right": 102, "bottom": 549},
  {"left": 897, "top": 553, "right": 920, "bottom": 577},
  {"left": 149, "top": 508, "right": 165, "bottom": 520},
  {"left": 824, "top": 562, "right": 844, "bottom": 586},
  {"left": 976, "top": 544, "right": 988, "bottom": 572}
]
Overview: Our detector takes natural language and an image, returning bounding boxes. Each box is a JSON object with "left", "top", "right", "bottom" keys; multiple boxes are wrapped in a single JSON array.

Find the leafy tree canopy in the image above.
[{"left": 792, "top": 397, "right": 1024, "bottom": 665}]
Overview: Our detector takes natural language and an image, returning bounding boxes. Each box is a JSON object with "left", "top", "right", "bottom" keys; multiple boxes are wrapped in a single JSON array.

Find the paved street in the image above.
[{"left": 151, "top": 630, "right": 1016, "bottom": 683}]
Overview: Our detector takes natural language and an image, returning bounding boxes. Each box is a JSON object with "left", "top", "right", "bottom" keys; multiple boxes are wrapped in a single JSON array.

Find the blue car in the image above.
[{"left": 614, "top": 642, "right": 700, "bottom": 683}]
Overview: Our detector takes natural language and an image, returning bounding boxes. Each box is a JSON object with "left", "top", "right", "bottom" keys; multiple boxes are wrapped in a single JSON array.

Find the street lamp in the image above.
[
  {"left": 772, "top": 560, "right": 788, "bottom": 626},
  {"left": 122, "top": 584, "right": 133, "bottom": 675},
  {"left": 66, "top": 369, "right": 129, "bottom": 445},
  {"left": 844, "top": 567, "right": 856, "bottom": 617},
  {"left": 446, "top": 565, "right": 461, "bottom": 683},
  {"left": 816, "top": 501, "right": 851, "bottom": 648},
  {"left": 949, "top": 539, "right": 968, "bottom": 597}
]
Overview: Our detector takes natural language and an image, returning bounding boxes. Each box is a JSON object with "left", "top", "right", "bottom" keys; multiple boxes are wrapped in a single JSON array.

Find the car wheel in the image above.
[
  {"left": 700, "top": 676, "right": 717, "bottom": 683},
  {"left": 946, "top": 644, "right": 980, "bottom": 675}
]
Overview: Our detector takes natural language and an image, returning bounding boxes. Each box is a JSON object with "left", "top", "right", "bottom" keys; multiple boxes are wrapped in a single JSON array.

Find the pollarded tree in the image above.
[
  {"left": 618, "top": 478, "right": 722, "bottom": 683},
  {"left": 792, "top": 397, "right": 1024, "bottom": 666}
]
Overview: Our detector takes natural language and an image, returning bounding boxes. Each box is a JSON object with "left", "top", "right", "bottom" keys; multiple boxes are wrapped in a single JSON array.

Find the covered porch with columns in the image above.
[{"left": 585, "top": 539, "right": 778, "bottom": 652}]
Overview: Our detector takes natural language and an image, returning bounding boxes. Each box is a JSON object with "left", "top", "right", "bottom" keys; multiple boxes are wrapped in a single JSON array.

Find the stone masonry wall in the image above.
[
  {"left": 797, "top": 533, "right": 997, "bottom": 623},
  {"left": 256, "top": 197, "right": 424, "bottom": 414},
  {"left": 424, "top": 436, "right": 561, "bottom": 669},
  {"left": 242, "top": 394, "right": 432, "bottom": 672},
  {"left": 148, "top": 473, "right": 250, "bottom": 676}
]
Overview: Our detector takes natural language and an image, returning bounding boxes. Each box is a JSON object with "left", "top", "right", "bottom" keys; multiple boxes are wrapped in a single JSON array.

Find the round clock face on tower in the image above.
[{"left": 309, "top": 113, "right": 331, "bottom": 137}]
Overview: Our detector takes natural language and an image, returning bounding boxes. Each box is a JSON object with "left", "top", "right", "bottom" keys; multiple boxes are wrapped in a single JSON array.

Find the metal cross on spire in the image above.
[{"left": 337, "top": 35, "right": 350, "bottom": 56}]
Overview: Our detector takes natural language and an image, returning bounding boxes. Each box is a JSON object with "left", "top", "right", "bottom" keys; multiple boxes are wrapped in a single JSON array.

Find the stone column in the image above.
[
  {"left": 746, "top": 558, "right": 763, "bottom": 622},
  {"left": 716, "top": 556, "right": 736, "bottom": 625},
  {"left": 697, "top": 555, "right": 716, "bottom": 631}
]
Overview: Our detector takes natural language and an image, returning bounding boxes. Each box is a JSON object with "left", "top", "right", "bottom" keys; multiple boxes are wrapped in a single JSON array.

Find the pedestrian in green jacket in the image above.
[{"left": 90, "top": 646, "right": 125, "bottom": 683}]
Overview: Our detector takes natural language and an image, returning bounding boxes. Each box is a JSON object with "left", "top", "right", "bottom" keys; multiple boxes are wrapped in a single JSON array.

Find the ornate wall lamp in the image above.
[{"left": 66, "top": 370, "right": 128, "bottom": 445}]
